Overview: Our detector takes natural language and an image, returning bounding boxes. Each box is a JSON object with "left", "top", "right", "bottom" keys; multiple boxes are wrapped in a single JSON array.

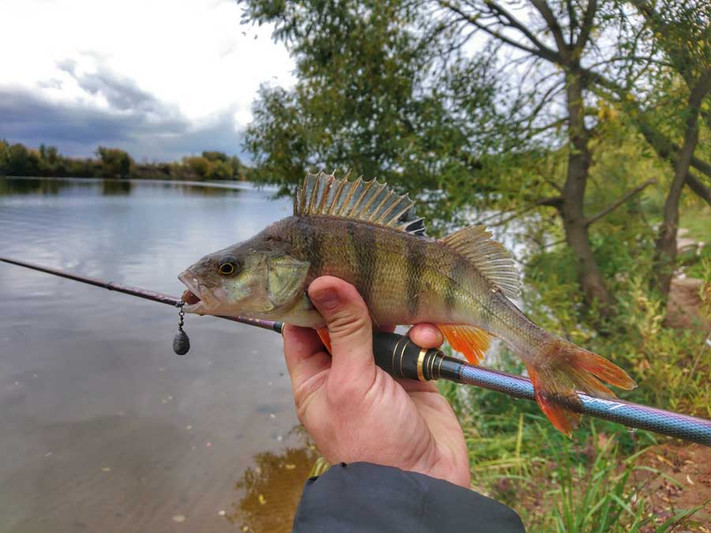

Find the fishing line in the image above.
[{"left": 2, "top": 256, "right": 710, "bottom": 446}]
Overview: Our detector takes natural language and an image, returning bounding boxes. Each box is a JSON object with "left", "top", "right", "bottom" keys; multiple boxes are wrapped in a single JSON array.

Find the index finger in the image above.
[{"left": 407, "top": 323, "right": 444, "bottom": 349}]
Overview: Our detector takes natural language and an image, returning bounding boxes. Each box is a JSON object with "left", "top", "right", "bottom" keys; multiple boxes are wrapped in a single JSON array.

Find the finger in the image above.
[
  {"left": 282, "top": 324, "right": 331, "bottom": 389},
  {"left": 394, "top": 377, "right": 439, "bottom": 393},
  {"left": 408, "top": 323, "right": 444, "bottom": 349},
  {"left": 308, "top": 276, "right": 376, "bottom": 387}
]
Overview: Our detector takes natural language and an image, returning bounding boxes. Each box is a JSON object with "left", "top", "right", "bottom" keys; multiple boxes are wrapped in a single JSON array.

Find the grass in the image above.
[
  {"left": 680, "top": 202, "right": 711, "bottom": 244},
  {"left": 440, "top": 246, "right": 711, "bottom": 531}
]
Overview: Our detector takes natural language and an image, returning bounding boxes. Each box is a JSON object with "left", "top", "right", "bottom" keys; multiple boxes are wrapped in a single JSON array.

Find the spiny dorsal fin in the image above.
[
  {"left": 440, "top": 225, "right": 521, "bottom": 300},
  {"left": 294, "top": 171, "right": 427, "bottom": 236}
]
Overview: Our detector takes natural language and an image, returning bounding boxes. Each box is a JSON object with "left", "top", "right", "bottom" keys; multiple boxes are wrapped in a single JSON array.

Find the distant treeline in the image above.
[{"left": 0, "top": 140, "right": 251, "bottom": 181}]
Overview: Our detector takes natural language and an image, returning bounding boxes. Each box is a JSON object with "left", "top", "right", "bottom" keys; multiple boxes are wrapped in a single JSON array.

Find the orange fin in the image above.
[
  {"left": 525, "top": 339, "right": 637, "bottom": 437},
  {"left": 438, "top": 325, "right": 491, "bottom": 364},
  {"left": 317, "top": 328, "right": 332, "bottom": 354}
]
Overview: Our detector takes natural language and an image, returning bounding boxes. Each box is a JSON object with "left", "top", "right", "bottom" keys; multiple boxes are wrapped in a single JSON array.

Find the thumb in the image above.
[{"left": 308, "top": 276, "right": 376, "bottom": 384}]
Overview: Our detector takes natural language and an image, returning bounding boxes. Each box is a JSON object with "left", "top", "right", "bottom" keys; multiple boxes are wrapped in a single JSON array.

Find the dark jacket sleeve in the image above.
[{"left": 292, "top": 462, "right": 525, "bottom": 533}]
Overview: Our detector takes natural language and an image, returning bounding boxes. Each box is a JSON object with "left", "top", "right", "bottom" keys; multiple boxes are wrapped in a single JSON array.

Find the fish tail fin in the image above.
[{"left": 525, "top": 339, "right": 637, "bottom": 436}]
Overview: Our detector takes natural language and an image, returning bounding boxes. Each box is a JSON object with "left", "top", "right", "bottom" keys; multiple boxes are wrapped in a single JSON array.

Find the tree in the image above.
[
  {"left": 202, "top": 150, "right": 229, "bottom": 163},
  {"left": 430, "top": 0, "right": 666, "bottom": 313},
  {"left": 633, "top": 0, "right": 711, "bottom": 296},
  {"left": 241, "top": 0, "right": 510, "bottom": 227},
  {"left": 183, "top": 156, "right": 211, "bottom": 179},
  {"left": 0, "top": 140, "right": 8, "bottom": 175},
  {"left": 581, "top": 0, "right": 711, "bottom": 297},
  {"left": 3, "top": 143, "right": 41, "bottom": 176},
  {"left": 96, "top": 147, "right": 134, "bottom": 178},
  {"left": 241, "top": 0, "right": 664, "bottom": 315}
]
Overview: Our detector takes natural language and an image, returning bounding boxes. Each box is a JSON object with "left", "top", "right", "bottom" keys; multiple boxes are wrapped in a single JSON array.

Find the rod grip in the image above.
[{"left": 371, "top": 332, "right": 445, "bottom": 381}]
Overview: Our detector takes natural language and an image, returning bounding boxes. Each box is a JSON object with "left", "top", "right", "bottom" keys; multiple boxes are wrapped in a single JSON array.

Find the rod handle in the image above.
[{"left": 372, "top": 332, "right": 455, "bottom": 381}]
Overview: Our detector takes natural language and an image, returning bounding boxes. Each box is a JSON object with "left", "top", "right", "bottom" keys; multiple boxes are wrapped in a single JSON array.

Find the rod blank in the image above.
[{"left": 2, "top": 256, "right": 710, "bottom": 446}]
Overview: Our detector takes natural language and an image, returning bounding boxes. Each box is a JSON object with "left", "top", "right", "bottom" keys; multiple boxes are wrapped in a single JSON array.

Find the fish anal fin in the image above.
[
  {"left": 317, "top": 328, "right": 332, "bottom": 355},
  {"left": 439, "top": 225, "right": 521, "bottom": 300},
  {"left": 438, "top": 325, "right": 491, "bottom": 365},
  {"left": 295, "top": 171, "right": 427, "bottom": 236},
  {"left": 525, "top": 339, "right": 637, "bottom": 436}
]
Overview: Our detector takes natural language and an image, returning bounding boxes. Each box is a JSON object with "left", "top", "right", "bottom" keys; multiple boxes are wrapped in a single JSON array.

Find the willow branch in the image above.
[
  {"left": 585, "top": 67, "right": 711, "bottom": 181},
  {"left": 486, "top": 195, "right": 564, "bottom": 227},
  {"left": 530, "top": 0, "right": 568, "bottom": 54},
  {"left": 438, "top": 1, "right": 561, "bottom": 64},
  {"left": 686, "top": 172, "right": 711, "bottom": 207},
  {"left": 483, "top": 0, "right": 557, "bottom": 57},
  {"left": 575, "top": 0, "right": 597, "bottom": 51},
  {"left": 585, "top": 178, "right": 656, "bottom": 227}
]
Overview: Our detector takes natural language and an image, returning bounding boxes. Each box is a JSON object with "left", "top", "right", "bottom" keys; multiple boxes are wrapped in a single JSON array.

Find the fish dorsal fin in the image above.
[
  {"left": 440, "top": 225, "right": 521, "bottom": 300},
  {"left": 294, "top": 171, "right": 427, "bottom": 236}
]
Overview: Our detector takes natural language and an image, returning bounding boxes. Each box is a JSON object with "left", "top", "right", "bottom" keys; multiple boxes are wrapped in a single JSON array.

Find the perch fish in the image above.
[{"left": 179, "top": 172, "right": 636, "bottom": 435}]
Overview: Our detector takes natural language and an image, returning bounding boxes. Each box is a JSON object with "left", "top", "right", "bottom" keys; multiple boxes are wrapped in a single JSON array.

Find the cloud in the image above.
[
  {"left": 58, "top": 61, "right": 167, "bottom": 116},
  {"left": 0, "top": 0, "right": 295, "bottom": 162},
  {"left": 0, "top": 77, "right": 246, "bottom": 162}
]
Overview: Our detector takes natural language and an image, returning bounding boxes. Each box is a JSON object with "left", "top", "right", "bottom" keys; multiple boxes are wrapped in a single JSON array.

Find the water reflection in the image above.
[
  {"left": 101, "top": 179, "right": 133, "bottom": 195},
  {"left": 0, "top": 177, "right": 297, "bottom": 533},
  {"left": 228, "top": 427, "right": 320, "bottom": 533},
  {"left": 0, "top": 176, "right": 265, "bottom": 198},
  {"left": 0, "top": 176, "right": 62, "bottom": 195}
]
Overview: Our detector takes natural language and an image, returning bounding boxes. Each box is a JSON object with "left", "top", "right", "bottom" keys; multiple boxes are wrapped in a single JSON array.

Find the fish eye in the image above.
[{"left": 218, "top": 258, "right": 239, "bottom": 276}]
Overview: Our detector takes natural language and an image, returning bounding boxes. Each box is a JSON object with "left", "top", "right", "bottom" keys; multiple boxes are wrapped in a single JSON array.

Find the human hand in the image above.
[{"left": 282, "top": 276, "right": 471, "bottom": 488}]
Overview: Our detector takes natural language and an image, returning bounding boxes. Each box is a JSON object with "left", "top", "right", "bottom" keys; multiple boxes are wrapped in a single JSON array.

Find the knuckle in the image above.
[
  {"left": 293, "top": 371, "right": 326, "bottom": 420},
  {"left": 327, "top": 311, "right": 369, "bottom": 341}
]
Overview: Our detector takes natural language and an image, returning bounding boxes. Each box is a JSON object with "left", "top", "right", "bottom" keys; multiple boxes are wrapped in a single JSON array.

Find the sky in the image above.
[{"left": 0, "top": 0, "right": 295, "bottom": 162}]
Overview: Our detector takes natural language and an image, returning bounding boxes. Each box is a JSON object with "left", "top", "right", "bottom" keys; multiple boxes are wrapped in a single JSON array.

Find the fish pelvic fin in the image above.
[
  {"left": 295, "top": 171, "right": 427, "bottom": 236},
  {"left": 525, "top": 339, "right": 637, "bottom": 436},
  {"left": 438, "top": 325, "right": 492, "bottom": 364},
  {"left": 317, "top": 328, "right": 333, "bottom": 355}
]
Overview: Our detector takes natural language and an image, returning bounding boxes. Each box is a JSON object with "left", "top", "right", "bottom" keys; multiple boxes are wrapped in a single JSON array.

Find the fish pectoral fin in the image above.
[
  {"left": 267, "top": 256, "right": 310, "bottom": 307},
  {"left": 316, "top": 328, "right": 332, "bottom": 354},
  {"left": 438, "top": 325, "right": 492, "bottom": 365}
]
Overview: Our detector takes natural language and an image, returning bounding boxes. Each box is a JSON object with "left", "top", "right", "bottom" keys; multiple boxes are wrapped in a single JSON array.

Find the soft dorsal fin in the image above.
[
  {"left": 294, "top": 171, "right": 427, "bottom": 236},
  {"left": 440, "top": 225, "right": 521, "bottom": 300}
]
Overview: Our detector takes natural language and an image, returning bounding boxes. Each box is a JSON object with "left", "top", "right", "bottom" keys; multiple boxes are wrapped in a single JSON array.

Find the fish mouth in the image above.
[{"left": 178, "top": 271, "right": 219, "bottom": 314}]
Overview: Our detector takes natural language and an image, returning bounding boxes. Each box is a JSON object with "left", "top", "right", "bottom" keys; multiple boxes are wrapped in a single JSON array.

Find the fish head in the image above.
[{"left": 178, "top": 229, "right": 310, "bottom": 318}]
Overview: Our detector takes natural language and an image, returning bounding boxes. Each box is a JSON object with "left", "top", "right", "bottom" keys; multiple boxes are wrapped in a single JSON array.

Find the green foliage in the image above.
[
  {"left": 0, "top": 142, "right": 41, "bottom": 176},
  {"left": 241, "top": 0, "right": 519, "bottom": 228},
  {"left": 96, "top": 146, "right": 134, "bottom": 178},
  {"left": 524, "top": 212, "right": 710, "bottom": 419},
  {"left": 0, "top": 141, "right": 249, "bottom": 181}
]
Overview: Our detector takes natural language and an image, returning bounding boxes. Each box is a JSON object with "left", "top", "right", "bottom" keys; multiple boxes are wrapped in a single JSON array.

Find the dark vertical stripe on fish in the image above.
[
  {"left": 348, "top": 222, "right": 376, "bottom": 304},
  {"left": 299, "top": 218, "right": 322, "bottom": 273},
  {"left": 445, "top": 255, "right": 468, "bottom": 312},
  {"left": 406, "top": 236, "right": 425, "bottom": 319}
]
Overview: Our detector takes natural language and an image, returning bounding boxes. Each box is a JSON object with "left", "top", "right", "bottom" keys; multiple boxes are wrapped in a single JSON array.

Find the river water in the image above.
[{"left": 0, "top": 177, "right": 313, "bottom": 532}]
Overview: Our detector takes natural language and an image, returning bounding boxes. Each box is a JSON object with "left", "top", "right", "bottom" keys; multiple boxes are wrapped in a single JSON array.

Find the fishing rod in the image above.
[{"left": 2, "top": 256, "right": 710, "bottom": 446}]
